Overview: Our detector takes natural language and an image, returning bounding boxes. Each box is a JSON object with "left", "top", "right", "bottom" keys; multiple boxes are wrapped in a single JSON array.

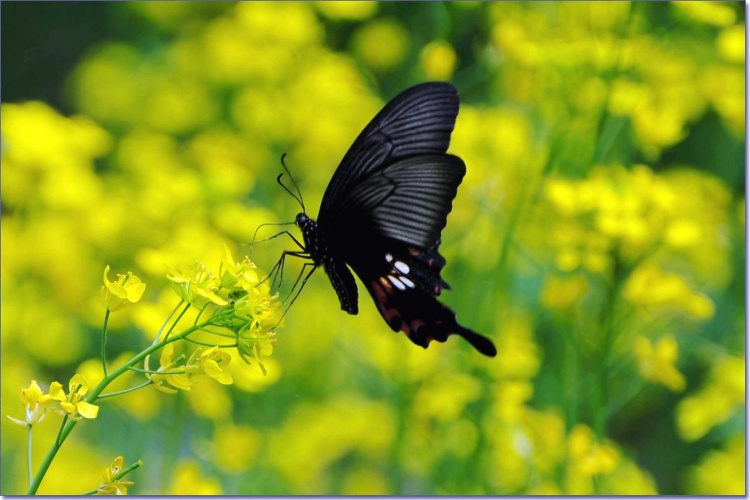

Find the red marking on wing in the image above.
[{"left": 370, "top": 280, "right": 403, "bottom": 331}]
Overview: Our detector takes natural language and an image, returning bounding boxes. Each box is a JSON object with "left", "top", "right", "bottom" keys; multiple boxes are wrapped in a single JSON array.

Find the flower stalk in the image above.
[{"left": 16, "top": 246, "right": 281, "bottom": 495}]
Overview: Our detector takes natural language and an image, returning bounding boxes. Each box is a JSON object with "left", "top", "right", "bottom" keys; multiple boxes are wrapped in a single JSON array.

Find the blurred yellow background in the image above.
[{"left": 1, "top": 2, "right": 745, "bottom": 495}]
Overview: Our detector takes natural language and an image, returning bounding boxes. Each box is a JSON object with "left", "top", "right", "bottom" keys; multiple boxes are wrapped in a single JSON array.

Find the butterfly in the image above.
[{"left": 283, "top": 82, "right": 496, "bottom": 357}]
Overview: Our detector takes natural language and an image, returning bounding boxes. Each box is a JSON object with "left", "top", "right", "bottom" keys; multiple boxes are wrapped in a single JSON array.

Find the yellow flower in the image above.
[
  {"left": 167, "top": 261, "right": 228, "bottom": 307},
  {"left": 717, "top": 25, "right": 745, "bottom": 64},
  {"left": 96, "top": 456, "right": 135, "bottom": 495},
  {"left": 420, "top": 40, "right": 457, "bottom": 80},
  {"left": 7, "top": 380, "right": 55, "bottom": 426},
  {"left": 237, "top": 328, "right": 277, "bottom": 376},
  {"left": 49, "top": 374, "right": 100, "bottom": 420},
  {"left": 101, "top": 265, "right": 146, "bottom": 311},
  {"left": 541, "top": 274, "right": 589, "bottom": 311},
  {"left": 213, "top": 424, "right": 261, "bottom": 474},
  {"left": 624, "top": 262, "right": 715, "bottom": 321},
  {"left": 147, "top": 344, "right": 193, "bottom": 394},
  {"left": 676, "top": 356, "right": 744, "bottom": 441},
  {"left": 148, "top": 345, "right": 234, "bottom": 392},
  {"left": 219, "top": 244, "right": 260, "bottom": 293},
  {"left": 196, "top": 346, "right": 233, "bottom": 385},
  {"left": 315, "top": 1, "right": 378, "bottom": 20},
  {"left": 352, "top": 19, "right": 410, "bottom": 71},
  {"left": 672, "top": 1, "right": 737, "bottom": 27},
  {"left": 635, "top": 335, "right": 686, "bottom": 392},
  {"left": 168, "top": 460, "right": 223, "bottom": 495},
  {"left": 686, "top": 435, "right": 745, "bottom": 495},
  {"left": 568, "top": 424, "right": 620, "bottom": 477}
]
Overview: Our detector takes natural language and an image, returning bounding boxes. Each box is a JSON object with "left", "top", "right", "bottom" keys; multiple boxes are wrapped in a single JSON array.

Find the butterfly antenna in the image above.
[{"left": 277, "top": 153, "right": 306, "bottom": 213}]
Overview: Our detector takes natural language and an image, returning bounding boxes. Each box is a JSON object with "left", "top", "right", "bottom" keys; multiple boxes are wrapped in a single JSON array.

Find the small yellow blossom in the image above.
[
  {"left": 237, "top": 328, "right": 277, "bottom": 376},
  {"left": 541, "top": 274, "right": 588, "bottom": 311},
  {"left": 315, "top": 1, "right": 378, "bottom": 20},
  {"left": 352, "top": 19, "right": 410, "bottom": 71},
  {"left": 101, "top": 265, "right": 146, "bottom": 311},
  {"left": 219, "top": 244, "right": 260, "bottom": 293},
  {"left": 7, "top": 380, "right": 55, "bottom": 426},
  {"left": 167, "top": 261, "right": 228, "bottom": 307},
  {"left": 568, "top": 425, "right": 620, "bottom": 476},
  {"left": 717, "top": 25, "right": 745, "bottom": 64},
  {"left": 148, "top": 345, "right": 234, "bottom": 392},
  {"left": 673, "top": 1, "right": 737, "bottom": 27},
  {"left": 168, "top": 460, "right": 223, "bottom": 495},
  {"left": 196, "top": 346, "right": 233, "bottom": 385},
  {"left": 147, "top": 344, "right": 193, "bottom": 393},
  {"left": 676, "top": 356, "right": 745, "bottom": 441},
  {"left": 624, "top": 262, "right": 715, "bottom": 321},
  {"left": 49, "top": 374, "right": 100, "bottom": 420},
  {"left": 687, "top": 435, "right": 745, "bottom": 495},
  {"left": 213, "top": 424, "right": 261, "bottom": 473},
  {"left": 420, "top": 40, "right": 457, "bottom": 80},
  {"left": 635, "top": 335, "right": 686, "bottom": 392},
  {"left": 96, "top": 456, "right": 136, "bottom": 495}
]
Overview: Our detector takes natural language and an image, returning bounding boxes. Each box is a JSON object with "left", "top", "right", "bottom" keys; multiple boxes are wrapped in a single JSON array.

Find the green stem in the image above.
[
  {"left": 96, "top": 380, "right": 154, "bottom": 400},
  {"left": 163, "top": 303, "right": 192, "bottom": 342},
  {"left": 26, "top": 424, "right": 33, "bottom": 488},
  {"left": 101, "top": 309, "right": 111, "bottom": 377},
  {"left": 27, "top": 319, "right": 208, "bottom": 495},
  {"left": 152, "top": 301, "right": 185, "bottom": 346},
  {"left": 54, "top": 414, "right": 69, "bottom": 446}
]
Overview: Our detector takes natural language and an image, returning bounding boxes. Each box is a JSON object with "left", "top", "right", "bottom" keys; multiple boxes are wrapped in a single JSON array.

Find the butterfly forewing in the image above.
[
  {"left": 327, "top": 155, "right": 466, "bottom": 249},
  {"left": 318, "top": 82, "right": 459, "bottom": 221}
]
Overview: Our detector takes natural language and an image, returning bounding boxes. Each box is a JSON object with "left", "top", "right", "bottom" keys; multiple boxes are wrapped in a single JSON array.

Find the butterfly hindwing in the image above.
[{"left": 347, "top": 240, "right": 497, "bottom": 357}]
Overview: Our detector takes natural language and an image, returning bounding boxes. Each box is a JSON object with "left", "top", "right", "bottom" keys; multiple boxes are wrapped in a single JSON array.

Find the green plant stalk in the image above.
[
  {"left": 26, "top": 425, "right": 33, "bottom": 488},
  {"left": 101, "top": 309, "right": 111, "bottom": 377},
  {"left": 25, "top": 313, "right": 225, "bottom": 495}
]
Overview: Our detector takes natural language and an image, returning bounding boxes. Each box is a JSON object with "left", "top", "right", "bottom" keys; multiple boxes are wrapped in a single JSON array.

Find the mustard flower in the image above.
[
  {"left": 7, "top": 380, "right": 54, "bottom": 426},
  {"left": 635, "top": 335, "right": 686, "bottom": 392},
  {"left": 219, "top": 244, "right": 260, "bottom": 294},
  {"left": 148, "top": 345, "right": 234, "bottom": 392},
  {"left": 167, "top": 261, "right": 227, "bottom": 307},
  {"left": 234, "top": 291, "right": 279, "bottom": 375},
  {"left": 676, "top": 356, "right": 745, "bottom": 441},
  {"left": 237, "top": 329, "right": 277, "bottom": 375},
  {"left": 96, "top": 456, "right": 135, "bottom": 495},
  {"left": 195, "top": 346, "right": 233, "bottom": 385},
  {"left": 101, "top": 265, "right": 146, "bottom": 311},
  {"left": 568, "top": 425, "right": 620, "bottom": 477},
  {"left": 147, "top": 344, "right": 193, "bottom": 394},
  {"left": 420, "top": 40, "right": 457, "bottom": 80},
  {"left": 49, "top": 374, "right": 99, "bottom": 420}
]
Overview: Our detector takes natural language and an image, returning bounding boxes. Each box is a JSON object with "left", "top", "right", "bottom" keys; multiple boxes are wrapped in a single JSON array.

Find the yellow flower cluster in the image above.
[
  {"left": 8, "top": 376, "right": 99, "bottom": 426},
  {"left": 676, "top": 356, "right": 745, "bottom": 442}
]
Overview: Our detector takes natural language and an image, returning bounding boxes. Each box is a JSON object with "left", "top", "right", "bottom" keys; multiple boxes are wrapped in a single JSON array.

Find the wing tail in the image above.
[{"left": 365, "top": 277, "right": 496, "bottom": 357}]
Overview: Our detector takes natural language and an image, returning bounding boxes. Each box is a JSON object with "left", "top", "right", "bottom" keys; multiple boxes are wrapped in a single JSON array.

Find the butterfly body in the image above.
[{"left": 293, "top": 82, "right": 497, "bottom": 357}]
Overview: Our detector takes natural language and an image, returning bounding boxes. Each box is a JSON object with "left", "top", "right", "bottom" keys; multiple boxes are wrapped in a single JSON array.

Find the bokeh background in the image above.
[{"left": 1, "top": 1, "right": 745, "bottom": 495}]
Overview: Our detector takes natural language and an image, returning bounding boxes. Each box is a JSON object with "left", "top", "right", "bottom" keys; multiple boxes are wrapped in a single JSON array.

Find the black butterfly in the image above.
[{"left": 284, "top": 82, "right": 496, "bottom": 357}]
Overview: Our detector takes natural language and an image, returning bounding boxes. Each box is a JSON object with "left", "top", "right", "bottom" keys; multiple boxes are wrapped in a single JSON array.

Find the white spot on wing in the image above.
[
  {"left": 388, "top": 275, "right": 406, "bottom": 290},
  {"left": 400, "top": 276, "right": 414, "bottom": 288},
  {"left": 385, "top": 253, "right": 393, "bottom": 263},
  {"left": 394, "top": 261, "right": 410, "bottom": 274}
]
